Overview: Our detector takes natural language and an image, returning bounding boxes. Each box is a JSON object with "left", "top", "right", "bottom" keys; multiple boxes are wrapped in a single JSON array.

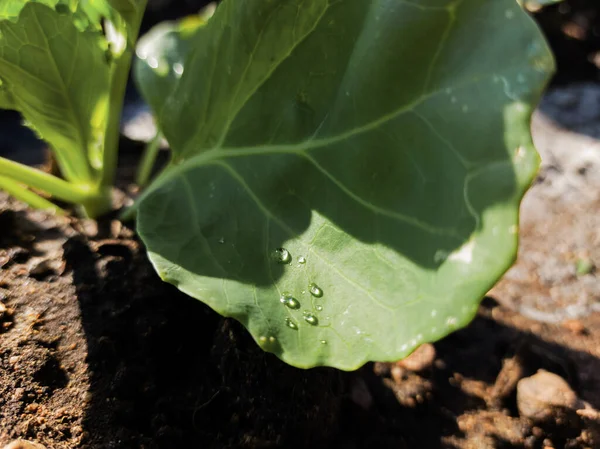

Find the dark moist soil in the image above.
[
  {"left": 534, "top": 0, "right": 600, "bottom": 86},
  {"left": 1, "top": 191, "right": 600, "bottom": 449}
]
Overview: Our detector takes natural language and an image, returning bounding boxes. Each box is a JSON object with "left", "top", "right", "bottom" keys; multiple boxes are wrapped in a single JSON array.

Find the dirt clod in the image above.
[
  {"left": 488, "top": 353, "right": 526, "bottom": 407},
  {"left": 517, "top": 370, "right": 581, "bottom": 421},
  {"left": 396, "top": 343, "right": 436, "bottom": 372}
]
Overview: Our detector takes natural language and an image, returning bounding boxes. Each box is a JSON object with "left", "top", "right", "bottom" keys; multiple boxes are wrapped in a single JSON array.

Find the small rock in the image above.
[
  {"left": 517, "top": 370, "right": 581, "bottom": 421},
  {"left": 3, "top": 440, "right": 47, "bottom": 449},
  {"left": 24, "top": 403, "right": 39, "bottom": 414},
  {"left": 396, "top": 343, "right": 436, "bottom": 372}
]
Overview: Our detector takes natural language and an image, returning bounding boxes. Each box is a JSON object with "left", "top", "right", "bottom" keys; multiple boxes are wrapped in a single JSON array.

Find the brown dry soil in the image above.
[{"left": 1, "top": 186, "right": 600, "bottom": 449}]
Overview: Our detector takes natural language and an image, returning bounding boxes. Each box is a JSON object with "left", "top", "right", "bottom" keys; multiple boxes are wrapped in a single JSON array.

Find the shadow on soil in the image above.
[{"left": 59, "top": 229, "right": 600, "bottom": 449}]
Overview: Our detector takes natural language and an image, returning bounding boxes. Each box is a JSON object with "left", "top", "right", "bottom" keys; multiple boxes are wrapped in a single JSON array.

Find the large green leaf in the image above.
[
  {"left": 137, "top": 0, "right": 554, "bottom": 369},
  {"left": 0, "top": 80, "right": 14, "bottom": 109},
  {"left": 0, "top": 2, "right": 110, "bottom": 183}
]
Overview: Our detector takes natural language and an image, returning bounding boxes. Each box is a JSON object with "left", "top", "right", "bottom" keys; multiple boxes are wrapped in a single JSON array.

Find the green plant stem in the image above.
[
  {"left": 101, "top": 54, "right": 130, "bottom": 189},
  {"left": 0, "top": 156, "right": 95, "bottom": 204},
  {"left": 0, "top": 175, "right": 65, "bottom": 214},
  {"left": 51, "top": 143, "right": 96, "bottom": 185},
  {"left": 101, "top": 4, "right": 148, "bottom": 189},
  {"left": 136, "top": 131, "right": 163, "bottom": 187}
]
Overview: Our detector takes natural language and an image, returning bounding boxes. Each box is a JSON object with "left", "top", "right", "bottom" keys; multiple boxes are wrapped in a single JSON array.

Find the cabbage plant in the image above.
[{"left": 0, "top": 0, "right": 554, "bottom": 369}]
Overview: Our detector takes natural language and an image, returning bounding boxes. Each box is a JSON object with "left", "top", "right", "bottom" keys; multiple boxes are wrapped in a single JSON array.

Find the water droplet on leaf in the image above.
[
  {"left": 320, "top": 340, "right": 327, "bottom": 345},
  {"left": 173, "top": 62, "right": 184, "bottom": 77},
  {"left": 273, "top": 248, "right": 292, "bottom": 264},
  {"left": 316, "top": 305, "right": 323, "bottom": 311},
  {"left": 285, "top": 318, "right": 298, "bottom": 330},
  {"left": 218, "top": 237, "right": 225, "bottom": 244},
  {"left": 298, "top": 256, "right": 306, "bottom": 264},
  {"left": 303, "top": 313, "right": 319, "bottom": 326},
  {"left": 309, "top": 283, "right": 323, "bottom": 297},
  {"left": 280, "top": 294, "right": 300, "bottom": 309}
]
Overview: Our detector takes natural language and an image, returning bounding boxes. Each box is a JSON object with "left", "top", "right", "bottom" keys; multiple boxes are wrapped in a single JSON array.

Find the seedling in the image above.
[{"left": 0, "top": 0, "right": 555, "bottom": 369}]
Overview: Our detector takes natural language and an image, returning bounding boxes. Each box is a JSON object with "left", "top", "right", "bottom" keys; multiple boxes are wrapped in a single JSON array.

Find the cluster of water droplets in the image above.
[
  {"left": 273, "top": 248, "right": 327, "bottom": 344},
  {"left": 259, "top": 335, "right": 276, "bottom": 344},
  {"left": 136, "top": 48, "right": 184, "bottom": 79}
]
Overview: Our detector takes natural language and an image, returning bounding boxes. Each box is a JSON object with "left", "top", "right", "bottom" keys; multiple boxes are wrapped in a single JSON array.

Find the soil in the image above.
[
  {"left": 2, "top": 179, "right": 600, "bottom": 449},
  {"left": 2, "top": 3, "right": 600, "bottom": 449},
  {"left": 1, "top": 191, "right": 599, "bottom": 449}
]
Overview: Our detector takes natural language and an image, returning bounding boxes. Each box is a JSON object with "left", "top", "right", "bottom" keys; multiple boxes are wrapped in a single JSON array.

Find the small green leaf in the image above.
[
  {"left": 138, "top": 0, "right": 554, "bottom": 369},
  {"left": 576, "top": 258, "right": 594, "bottom": 276},
  {"left": 0, "top": 2, "right": 110, "bottom": 183}
]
